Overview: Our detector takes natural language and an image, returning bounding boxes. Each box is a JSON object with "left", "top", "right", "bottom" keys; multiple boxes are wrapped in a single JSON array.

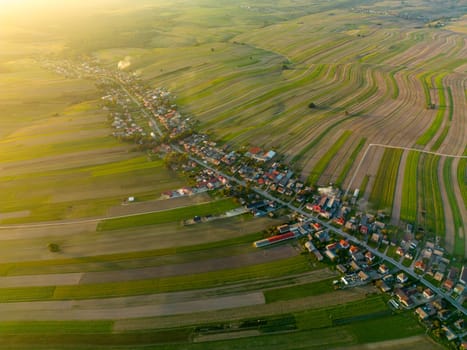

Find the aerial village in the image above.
[{"left": 42, "top": 57, "right": 467, "bottom": 348}]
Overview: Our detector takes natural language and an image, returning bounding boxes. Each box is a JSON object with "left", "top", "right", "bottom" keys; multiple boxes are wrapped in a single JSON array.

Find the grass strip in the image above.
[
  {"left": 0, "top": 321, "right": 113, "bottom": 334},
  {"left": 458, "top": 151, "right": 467, "bottom": 208},
  {"left": 419, "top": 154, "right": 445, "bottom": 236},
  {"left": 97, "top": 198, "right": 238, "bottom": 231},
  {"left": 416, "top": 73, "right": 447, "bottom": 146},
  {"left": 400, "top": 151, "right": 419, "bottom": 223},
  {"left": 336, "top": 137, "right": 366, "bottom": 187},
  {"left": 307, "top": 131, "right": 352, "bottom": 185},
  {"left": 292, "top": 117, "right": 352, "bottom": 163},
  {"left": 264, "top": 278, "right": 335, "bottom": 303},
  {"left": 443, "top": 157, "right": 464, "bottom": 257},
  {"left": 369, "top": 148, "right": 403, "bottom": 214}
]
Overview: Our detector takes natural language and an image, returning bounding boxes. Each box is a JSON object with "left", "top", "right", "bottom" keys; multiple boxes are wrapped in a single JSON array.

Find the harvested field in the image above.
[{"left": 0, "top": 292, "right": 266, "bottom": 321}]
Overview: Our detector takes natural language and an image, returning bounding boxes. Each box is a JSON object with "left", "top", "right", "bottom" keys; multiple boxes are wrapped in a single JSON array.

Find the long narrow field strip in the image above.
[
  {"left": 416, "top": 73, "right": 447, "bottom": 146},
  {"left": 459, "top": 156, "right": 467, "bottom": 208},
  {"left": 0, "top": 255, "right": 311, "bottom": 302},
  {"left": 291, "top": 117, "right": 352, "bottom": 163},
  {"left": 443, "top": 158, "right": 465, "bottom": 257},
  {"left": 0, "top": 231, "right": 263, "bottom": 276},
  {"left": 431, "top": 125, "right": 450, "bottom": 151},
  {"left": 369, "top": 148, "right": 403, "bottom": 213},
  {"left": 447, "top": 86, "right": 454, "bottom": 121},
  {"left": 264, "top": 277, "right": 335, "bottom": 303},
  {"left": 400, "top": 151, "right": 420, "bottom": 223},
  {"left": 307, "top": 130, "right": 352, "bottom": 185},
  {"left": 97, "top": 198, "right": 238, "bottom": 231},
  {"left": 0, "top": 321, "right": 113, "bottom": 334},
  {"left": 418, "top": 71, "right": 434, "bottom": 107},
  {"left": 419, "top": 154, "right": 445, "bottom": 236},
  {"left": 336, "top": 137, "right": 366, "bottom": 187},
  {"left": 0, "top": 292, "right": 266, "bottom": 321},
  {"left": 388, "top": 67, "right": 404, "bottom": 99}
]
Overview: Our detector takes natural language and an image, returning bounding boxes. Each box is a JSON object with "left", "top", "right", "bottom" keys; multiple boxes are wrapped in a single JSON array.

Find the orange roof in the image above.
[{"left": 249, "top": 147, "right": 261, "bottom": 154}]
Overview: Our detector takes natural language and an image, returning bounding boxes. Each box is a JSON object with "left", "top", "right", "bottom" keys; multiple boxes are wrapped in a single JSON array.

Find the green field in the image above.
[
  {"left": 307, "top": 130, "right": 352, "bottom": 185},
  {"left": 419, "top": 154, "right": 445, "bottom": 236},
  {"left": 444, "top": 157, "right": 465, "bottom": 257},
  {"left": 459, "top": 154, "right": 467, "bottom": 208},
  {"left": 400, "top": 151, "right": 420, "bottom": 223},
  {"left": 264, "top": 278, "right": 335, "bottom": 303},
  {"left": 97, "top": 198, "right": 239, "bottom": 231},
  {"left": 336, "top": 137, "right": 366, "bottom": 187},
  {"left": 369, "top": 149, "right": 403, "bottom": 214}
]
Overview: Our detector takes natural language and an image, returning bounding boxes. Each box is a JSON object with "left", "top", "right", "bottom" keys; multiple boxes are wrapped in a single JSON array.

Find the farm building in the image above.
[{"left": 253, "top": 231, "right": 296, "bottom": 248}]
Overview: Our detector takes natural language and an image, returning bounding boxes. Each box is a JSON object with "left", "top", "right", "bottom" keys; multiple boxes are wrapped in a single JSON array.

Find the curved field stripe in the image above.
[
  {"left": 205, "top": 64, "right": 327, "bottom": 127},
  {"left": 400, "top": 151, "right": 419, "bottom": 223},
  {"left": 416, "top": 73, "right": 448, "bottom": 146},
  {"left": 431, "top": 125, "right": 450, "bottom": 152},
  {"left": 369, "top": 149, "right": 403, "bottom": 213},
  {"left": 291, "top": 117, "right": 353, "bottom": 163},
  {"left": 447, "top": 87, "right": 454, "bottom": 121},
  {"left": 443, "top": 158, "right": 464, "bottom": 257},
  {"left": 388, "top": 67, "right": 404, "bottom": 99},
  {"left": 307, "top": 131, "right": 352, "bottom": 185},
  {"left": 359, "top": 175, "right": 370, "bottom": 197},
  {"left": 418, "top": 72, "right": 434, "bottom": 107},
  {"left": 336, "top": 137, "right": 366, "bottom": 187}
]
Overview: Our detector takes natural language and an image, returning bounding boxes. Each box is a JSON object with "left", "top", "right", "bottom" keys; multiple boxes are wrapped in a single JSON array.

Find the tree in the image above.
[
  {"left": 48, "top": 243, "right": 60, "bottom": 253},
  {"left": 308, "top": 102, "right": 316, "bottom": 109}
]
